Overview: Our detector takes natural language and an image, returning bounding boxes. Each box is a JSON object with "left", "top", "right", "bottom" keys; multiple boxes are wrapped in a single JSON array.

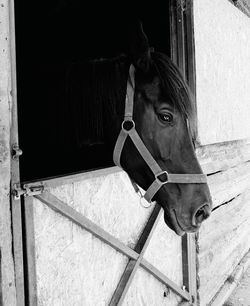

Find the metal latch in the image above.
[
  {"left": 12, "top": 144, "right": 23, "bottom": 160},
  {"left": 12, "top": 183, "right": 45, "bottom": 199}
]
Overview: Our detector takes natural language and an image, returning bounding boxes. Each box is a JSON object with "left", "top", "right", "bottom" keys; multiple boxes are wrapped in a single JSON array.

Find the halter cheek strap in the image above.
[{"left": 113, "top": 65, "right": 207, "bottom": 203}]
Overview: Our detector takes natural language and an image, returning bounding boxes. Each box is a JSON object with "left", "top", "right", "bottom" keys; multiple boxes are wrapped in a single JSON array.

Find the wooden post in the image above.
[
  {"left": 182, "top": 234, "right": 198, "bottom": 305},
  {"left": 171, "top": 1, "right": 198, "bottom": 304},
  {"left": 0, "top": 0, "right": 23, "bottom": 305},
  {"left": 8, "top": 0, "right": 25, "bottom": 304},
  {"left": 0, "top": 248, "right": 3, "bottom": 306}
]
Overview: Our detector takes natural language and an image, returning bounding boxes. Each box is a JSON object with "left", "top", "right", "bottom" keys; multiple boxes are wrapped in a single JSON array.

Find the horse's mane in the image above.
[
  {"left": 67, "top": 55, "right": 129, "bottom": 147},
  {"left": 67, "top": 52, "right": 195, "bottom": 147}
]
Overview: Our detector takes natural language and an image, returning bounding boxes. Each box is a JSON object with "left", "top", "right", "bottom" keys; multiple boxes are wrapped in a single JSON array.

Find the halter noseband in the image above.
[{"left": 113, "top": 65, "right": 207, "bottom": 203}]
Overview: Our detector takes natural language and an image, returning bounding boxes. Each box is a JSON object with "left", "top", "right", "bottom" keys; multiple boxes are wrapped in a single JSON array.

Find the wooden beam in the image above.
[
  {"left": 182, "top": 234, "right": 198, "bottom": 305},
  {"left": 0, "top": 248, "right": 3, "bottom": 306},
  {"left": 176, "top": 0, "right": 186, "bottom": 75},
  {"left": 23, "top": 197, "right": 38, "bottom": 306},
  {"left": 183, "top": 0, "right": 198, "bottom": 137},
  {"left": 22, "top": 166, "right": 121, "bottom": 189},
  {"left": 34, "top": 192, "right": 191, "bottom": 301},
  {"left": 109, "top": 205, "right": 162, "bottom": 306},
  {"left": 208, "top": 161, "right": 250, "bottom": 209},
  {"left": 11, "top": 198, "right": 25, "bottom": 306},
  {"left": 198, "top": 188, "right": 250, "bottom": 305},
  {"left": 183, "top": 0, "right": 196, "bottom": 95},
  {"left": 170, "top": 0, "right": 178, "bottom": 65},
  {"left": 35, "top": 192, "right": 139, "bottom": 260},
  {"left": 140, "top": 258, "right": 191, "bottom": 301},
  {"left": 8, "top": 0, "right": 25, "bottom": 302},
  {"left": 197, "top": 138, "right": 250, "bottom": 175},
  {"left": 171, "top": 1, "right": 198, "bottom": 304}
]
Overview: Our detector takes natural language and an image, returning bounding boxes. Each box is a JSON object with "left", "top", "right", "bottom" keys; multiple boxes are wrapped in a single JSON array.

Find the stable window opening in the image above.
[{"left": 15, "top": 1, "right": 171, "bottom": 182}]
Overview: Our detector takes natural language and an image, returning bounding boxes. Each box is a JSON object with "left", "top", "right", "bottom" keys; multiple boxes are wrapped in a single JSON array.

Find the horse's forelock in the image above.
[
  {"left": 151, "top": 52, "right": 195, "bottom": 121},
  {"left": 68, "top": 52, "right": 197, "bottom": 148}
]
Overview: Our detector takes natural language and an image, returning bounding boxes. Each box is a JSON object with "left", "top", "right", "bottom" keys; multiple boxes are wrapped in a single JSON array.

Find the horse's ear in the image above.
[{"left": 128, "top": 21, "right": 151, "bottom": 72}]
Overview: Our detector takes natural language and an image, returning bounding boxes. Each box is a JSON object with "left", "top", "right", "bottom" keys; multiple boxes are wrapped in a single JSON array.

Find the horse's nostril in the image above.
[{"left": 193, "top": 204, "right": 211, "bottom": 226}]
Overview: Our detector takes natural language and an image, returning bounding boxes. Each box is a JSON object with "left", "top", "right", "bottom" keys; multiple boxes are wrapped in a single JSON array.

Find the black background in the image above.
[{"left": 15, "top": 0, "right": 171, "bottom": 181}]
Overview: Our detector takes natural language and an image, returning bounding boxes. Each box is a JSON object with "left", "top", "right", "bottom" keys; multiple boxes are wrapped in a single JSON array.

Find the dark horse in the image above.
[{"left": 67, "top": 23, "right": 212, "bottom": 236}]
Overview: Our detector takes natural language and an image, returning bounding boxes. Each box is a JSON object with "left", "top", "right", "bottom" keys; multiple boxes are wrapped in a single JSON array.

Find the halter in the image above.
[{"left": 113, "top": 65, "right": 207, "bottom": 203}]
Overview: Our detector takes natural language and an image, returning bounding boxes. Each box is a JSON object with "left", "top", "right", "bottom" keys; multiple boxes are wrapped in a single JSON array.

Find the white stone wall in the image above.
[{"left": 194, "top": 0, "right": 250, "bottom": 145}]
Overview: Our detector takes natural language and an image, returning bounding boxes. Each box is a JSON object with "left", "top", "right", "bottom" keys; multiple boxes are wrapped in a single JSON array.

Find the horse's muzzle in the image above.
[{"left": 192, "top": 203, "right": 211, "bottom": 227}]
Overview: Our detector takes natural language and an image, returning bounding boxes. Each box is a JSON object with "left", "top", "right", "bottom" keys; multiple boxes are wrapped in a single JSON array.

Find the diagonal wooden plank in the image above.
[
  {"left": 134, "top": 205, "right": 162, "bottom": 254},
  {"left": 140, "top": 258, "right": 191, "bottom": 301},
  {"left": 35, "top": 192, "right": 139, "bottom": 260},
  {"left": 109, "top": 205, "right": 162, "bottom": 306},
  {"left": 110, "top": 203, "right": 191, "bottom": 304},
  {"left": 34, "top": 192, "right": 190, "bottom": 302}
]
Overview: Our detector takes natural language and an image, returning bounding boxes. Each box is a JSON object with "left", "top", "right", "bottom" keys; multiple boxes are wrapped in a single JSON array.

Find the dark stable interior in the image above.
[{"left": 15, "top": 0, "right": 171, "bottom": 182}]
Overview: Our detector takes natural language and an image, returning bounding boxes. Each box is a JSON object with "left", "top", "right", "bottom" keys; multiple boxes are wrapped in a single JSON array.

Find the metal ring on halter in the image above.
[
  {"left": 121, "top": 119, "right": 135, "bottom": 133},
  {"left": 155, "top": 171, "right": 169, "bottom": 185},
  {"left": 140, "top": 196, "right": 152, "bottom": 208}
]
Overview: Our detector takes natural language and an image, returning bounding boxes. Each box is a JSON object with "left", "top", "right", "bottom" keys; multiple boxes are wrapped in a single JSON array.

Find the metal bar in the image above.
[
  {"left": 109, "top": 205, "right": 162, "bottom": 306},
  {"left": 141, "top": 258, "right": 191, "bottom": 301},
  {"left": 35, "top": 192, "right": 139, "bottom": 260},
  {"left": 23, "top": 197, "right": 38, "bottom": 306}
]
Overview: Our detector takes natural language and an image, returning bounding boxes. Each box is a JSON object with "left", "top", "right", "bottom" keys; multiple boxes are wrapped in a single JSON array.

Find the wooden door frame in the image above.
[
  {"left": 9, "top": 0, "right": 25, "bottom": 304},
  {"left": 22, "top": 182, "right": 191, "bottom": 305},
  {"left": 171, "top": 0, "right": 198, "bottom": 304},
  {"left": 10, "top": 1, "right": 198, "bottom": 305}
]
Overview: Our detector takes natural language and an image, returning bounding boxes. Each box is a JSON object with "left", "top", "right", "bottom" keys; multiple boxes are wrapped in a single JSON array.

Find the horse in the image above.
[{"left": 67, "top": 23, "right": 212, "bottom": 236}]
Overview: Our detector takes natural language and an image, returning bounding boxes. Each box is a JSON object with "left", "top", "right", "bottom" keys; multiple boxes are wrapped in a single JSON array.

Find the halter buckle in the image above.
[
  {"left": 155, "top": 171, "right": 169, "bottom": 184},
  {"left": 122, "top": 119, "right": 135, "bottom": 133}
]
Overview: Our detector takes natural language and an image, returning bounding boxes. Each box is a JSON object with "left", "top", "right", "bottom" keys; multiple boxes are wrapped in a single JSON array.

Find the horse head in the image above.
[
  {"left": 68, "top": 21, "right": 212, "bottom": 236},
  {"left": 117, "top": 22, "right": 212, "bottom": 236}
]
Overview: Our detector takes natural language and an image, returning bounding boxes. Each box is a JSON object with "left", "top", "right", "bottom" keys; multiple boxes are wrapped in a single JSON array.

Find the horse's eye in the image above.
[{"left": 158, "top": 113, "right": 173, "bottom": 123}]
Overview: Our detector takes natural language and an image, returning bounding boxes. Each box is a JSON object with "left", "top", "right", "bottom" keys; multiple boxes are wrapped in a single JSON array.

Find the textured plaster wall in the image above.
[
  {"left": 0, "top": 0, "right": 17, "bottom": 305},
  {"left": 194, "top": 0, "right": 250, "bottom": 145}
]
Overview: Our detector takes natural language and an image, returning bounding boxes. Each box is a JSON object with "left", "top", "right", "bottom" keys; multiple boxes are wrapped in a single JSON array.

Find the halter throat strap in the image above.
[{"left": 113, "top": 65, "right": 207, "bottom": 203}]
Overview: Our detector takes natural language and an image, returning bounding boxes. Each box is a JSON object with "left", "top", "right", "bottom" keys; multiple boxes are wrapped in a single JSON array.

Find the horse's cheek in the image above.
[
  {"left": 141, "top": 110, "right": 156, "bottom": 141},
  {"left": 157, "top": 129, "right": 172, "bottom": 159}
]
